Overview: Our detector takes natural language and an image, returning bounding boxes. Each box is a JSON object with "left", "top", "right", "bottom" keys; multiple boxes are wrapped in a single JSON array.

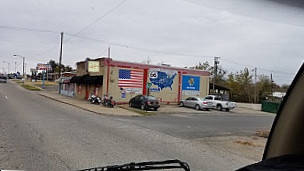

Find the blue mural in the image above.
[
  {"left": 149, "top": 68, "right": 177, "bottom": 91},
  {"left": 182, "top": 75, "right": 200, "bottom": 91}
]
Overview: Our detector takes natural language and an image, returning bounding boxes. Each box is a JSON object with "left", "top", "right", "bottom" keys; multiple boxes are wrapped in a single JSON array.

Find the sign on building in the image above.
[
  {"left": 36, "top": 64, "right": 52, "bottom": 71},
  {"left": 182, "top": 75, "right": 200, "bottom": 96},
  {"left": 149, "top": 68, "right": 177, "bottom": 91},
  {"left": 182, "top": 75, "right": 200, "bottom": 91},
  {"left": 88, "top": 61, "right": 100, "bottom": 72}
]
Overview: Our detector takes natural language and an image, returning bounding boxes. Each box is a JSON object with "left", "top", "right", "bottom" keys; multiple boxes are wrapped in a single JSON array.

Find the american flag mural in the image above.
[{"left": 118, "top": 69, "right": 143, "bottom": 88}]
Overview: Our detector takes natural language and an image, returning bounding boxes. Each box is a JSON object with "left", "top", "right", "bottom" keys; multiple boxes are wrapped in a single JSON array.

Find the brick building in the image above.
[{"left": 71, "top": 58, "right": 210, "bottom": 104}]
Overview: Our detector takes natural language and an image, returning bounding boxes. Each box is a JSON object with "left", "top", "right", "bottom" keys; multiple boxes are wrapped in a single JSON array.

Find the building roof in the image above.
[{"left": 77, "top": 57, "right": 210, "bottom": 76}]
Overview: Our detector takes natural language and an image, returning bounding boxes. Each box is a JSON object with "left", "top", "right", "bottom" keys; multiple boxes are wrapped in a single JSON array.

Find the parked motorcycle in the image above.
[
  {"left": 102, "top": 95, "right": 116, "bottom": 108},
  {"left": 88, "top": 94, "right": 101, "bottom": 105}
]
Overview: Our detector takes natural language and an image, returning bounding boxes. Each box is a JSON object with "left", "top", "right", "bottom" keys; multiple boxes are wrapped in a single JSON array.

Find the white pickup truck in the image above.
[{"left": 204, "top": 95, "right": 236, "bottom": 111}]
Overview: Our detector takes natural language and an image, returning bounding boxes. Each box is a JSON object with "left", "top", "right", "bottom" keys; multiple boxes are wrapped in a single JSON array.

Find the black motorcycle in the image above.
[{"left": 102, "top": 96, "right": 116, "bottom": 108}]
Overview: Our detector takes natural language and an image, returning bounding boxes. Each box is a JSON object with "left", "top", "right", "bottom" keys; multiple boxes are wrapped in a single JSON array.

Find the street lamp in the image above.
[
  {"left": 13, "top": 55, "right": 25, "bottom": 78},
  {"left": 3, "top": 61, "right": 10, "bottom": 77}
]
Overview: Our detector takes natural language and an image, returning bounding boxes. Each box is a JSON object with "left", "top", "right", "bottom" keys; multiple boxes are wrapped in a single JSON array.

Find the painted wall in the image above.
[
  {"left": 77, "top": 62, "right": 86, "bottom": 76},
  {"left": 148, "top": 68, "right": 179, "bottom": 102},
  {"left": 107, "top": 66, "right": 144, "bottom": 102},
  {"left": 60, "top": 83, "right": 76, "bottom": 97},
  {"left": 75, "top": 58, "right": 210, "bottom": 103},
  {"left": 181, "top": 75, "right": 209, "bottom": 100}
]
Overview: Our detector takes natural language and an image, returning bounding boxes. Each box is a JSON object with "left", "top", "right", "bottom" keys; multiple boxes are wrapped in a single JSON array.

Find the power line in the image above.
[
  {"left": 64, "top": 33, "right": 298, "bottom": 77},
  {"left": 65, "top": 33, "right": 215, "bottom": 58},
  {"left": 0, "top": 25, "right": 59, "bottom": 34},
  {"left": 35, "top": 0, "right": 127, "bottom": 57},
  {"left": 221, "top": 58, "right": 296, "bottom": 76},
  {"left": 68, "top": 0, "right": 127, "bottom": 37}
]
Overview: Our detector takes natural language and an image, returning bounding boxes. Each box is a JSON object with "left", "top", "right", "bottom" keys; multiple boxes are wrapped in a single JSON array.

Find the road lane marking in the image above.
[{"left": 5, "top": 96, "right": 7, "bottom": 99}]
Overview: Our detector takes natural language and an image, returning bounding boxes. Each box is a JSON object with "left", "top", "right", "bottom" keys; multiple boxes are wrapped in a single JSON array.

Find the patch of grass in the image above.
[
  {"left": 118, "top": 105, "right": 156, "bottom": 116},
  {"left": 12, "top": 80, "right": 23, "bottom": 84},
  {"left": 234, "top": 140, "right": 264, "bottom": 147},
  {"left": 255, "top": 130, "right": 270, "bottom": 138},
  {"left": 21, "top": 84, "right": 41, "bottom": 91}
]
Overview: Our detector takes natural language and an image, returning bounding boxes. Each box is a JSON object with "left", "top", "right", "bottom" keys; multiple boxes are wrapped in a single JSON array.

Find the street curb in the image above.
[{"left": 37, "top": 93, "right": 140, "bottom": 117}]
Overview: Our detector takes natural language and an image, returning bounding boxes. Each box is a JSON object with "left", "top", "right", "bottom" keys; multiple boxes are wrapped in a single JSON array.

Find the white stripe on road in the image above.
[{"left": 4, "top": 96, "right": 7, "bottom": 99}]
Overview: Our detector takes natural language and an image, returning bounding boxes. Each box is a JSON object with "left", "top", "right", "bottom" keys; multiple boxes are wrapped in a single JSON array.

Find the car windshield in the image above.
[{"left": 0, "top": 0, "right": 302, "bottom": 170}]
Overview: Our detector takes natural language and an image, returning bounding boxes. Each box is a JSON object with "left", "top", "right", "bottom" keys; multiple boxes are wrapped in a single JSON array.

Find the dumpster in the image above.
[{"left": 262, "top": 101, "right": 281, "bottom": 113}]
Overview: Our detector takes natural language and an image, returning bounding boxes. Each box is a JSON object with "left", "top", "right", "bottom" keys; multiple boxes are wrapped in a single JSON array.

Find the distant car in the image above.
[
  {"left": 179, "top": 97, "right": 212, "bottom": 110},
  {"left": 129, "top": 95, "right": 160, "bottom": 111},
  {"left": 8, "top": 75, "right": 15, "bottom": 79},
  {"left": 0, "top": 76, "right": 7, "bottom": 83},
  {"left": 204, "top": 95, "right": 236, "bottom": 111}
]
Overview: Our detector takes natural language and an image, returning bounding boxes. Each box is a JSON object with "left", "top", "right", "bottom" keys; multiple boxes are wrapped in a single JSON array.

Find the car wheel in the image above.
[
  {"left": 153, "top": 108, "right": 158, "bottom": 111},
  {"left": 225, "top": 108, "right": 230, "bottom": 112},
  {"left": 195, "top": 104, "right": 200, "bottom": 110},
  {"left": 180, "top": 102, "right": 184, "bottom": 107},
  {"left": 141, "top": 104, "right": 146, "bottom": 110},
  {"left": 217, "top": 105, "right": 222, "bottom": 111}
]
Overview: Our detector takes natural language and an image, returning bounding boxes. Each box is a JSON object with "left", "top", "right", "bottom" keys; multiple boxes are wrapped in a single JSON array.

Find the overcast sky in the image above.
[{"left": 0, "top": 0, "right": 303, "bottom": 85}]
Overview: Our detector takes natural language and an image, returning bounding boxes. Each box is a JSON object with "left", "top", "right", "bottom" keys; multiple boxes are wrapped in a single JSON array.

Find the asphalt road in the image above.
[
  {"left": 114, "top": 112, "right": 274, "bottom": 139},
  {"left": 0, "top": 81, "right": 275, "bottom": 171}
]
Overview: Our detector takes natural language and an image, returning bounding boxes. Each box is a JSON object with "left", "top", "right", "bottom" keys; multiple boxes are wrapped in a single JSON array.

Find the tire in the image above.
[
  {"left": 180, "top": 102, "right": 184, "bottom": 107},
  {"left": 216, "top": 105, "right": 222, "bottom": 111},
  {"left": 154, "top": 108, "right": 158, "bottom": 111},
  {"left": 195, "top": 104, "right": 200, "bottom": 110},
  {"left": 225, "top": 108, "right": 230, "bottom": 112},
  {"left": 141, "top": 104, "right": 146, "bottom": 110}
]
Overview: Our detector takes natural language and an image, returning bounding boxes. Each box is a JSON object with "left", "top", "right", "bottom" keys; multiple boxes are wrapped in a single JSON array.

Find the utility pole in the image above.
[
  {"left": 46, "top": 62, "right": 49, "bottom": 82},
  {"left": 3, "top": 61, "right": 9, "bottom": 78},
  {"left": 22, "top": 57, "right": 25, "bottom": 78},
  {"left": 254, "top": 67, "right": 257, "bottom": 103},
  {"left": 270, "top": 73, "right": 273, "bottom": 101},
  {"left": 107, "top": 46, "right": 111, "bottom": 59},
  {"left": 24, "top": 63, "right": 26, "bottom": 76},
  {"left": 58, "top": 32, "right": 64, "bottom": 78},
  {"left": 15, "top": 61, "right": 17, "bottom": 73},
  {"left": 213, "top": 57, "right": 220, "bottom": 94}
]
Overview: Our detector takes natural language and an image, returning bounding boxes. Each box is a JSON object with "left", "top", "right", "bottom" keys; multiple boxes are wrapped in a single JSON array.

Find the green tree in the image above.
[
  {"left": 48, "top": 60, "right": 73, "bottom": 73},
  {"left": 225, "top": 73, "right": 240, "bottom": 102},
  {"left": 235, "top": 68, "right": 253, "bottom": 102},
  {"left": 195, "top": 61, "right": 227, "bottom": 85},
  {"left": 256, "top": 75, "right": 272, "bottom": 102}
]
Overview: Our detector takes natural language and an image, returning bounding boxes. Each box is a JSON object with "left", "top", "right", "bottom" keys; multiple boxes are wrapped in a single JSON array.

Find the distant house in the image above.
[
  {"left": 48, "top": 71, "right": 76, "bottom": 81},
  {"left": 58, "top": 77, "right": 76, "bottom": 97},
  {"left": 273, "top": 92, "right": 286, "bottom": 99}
]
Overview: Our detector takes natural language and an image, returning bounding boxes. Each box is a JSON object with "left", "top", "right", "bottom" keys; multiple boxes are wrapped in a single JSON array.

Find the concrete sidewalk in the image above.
[{"left": 38, "top": 91, "right": 139, "bottom": 116}]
